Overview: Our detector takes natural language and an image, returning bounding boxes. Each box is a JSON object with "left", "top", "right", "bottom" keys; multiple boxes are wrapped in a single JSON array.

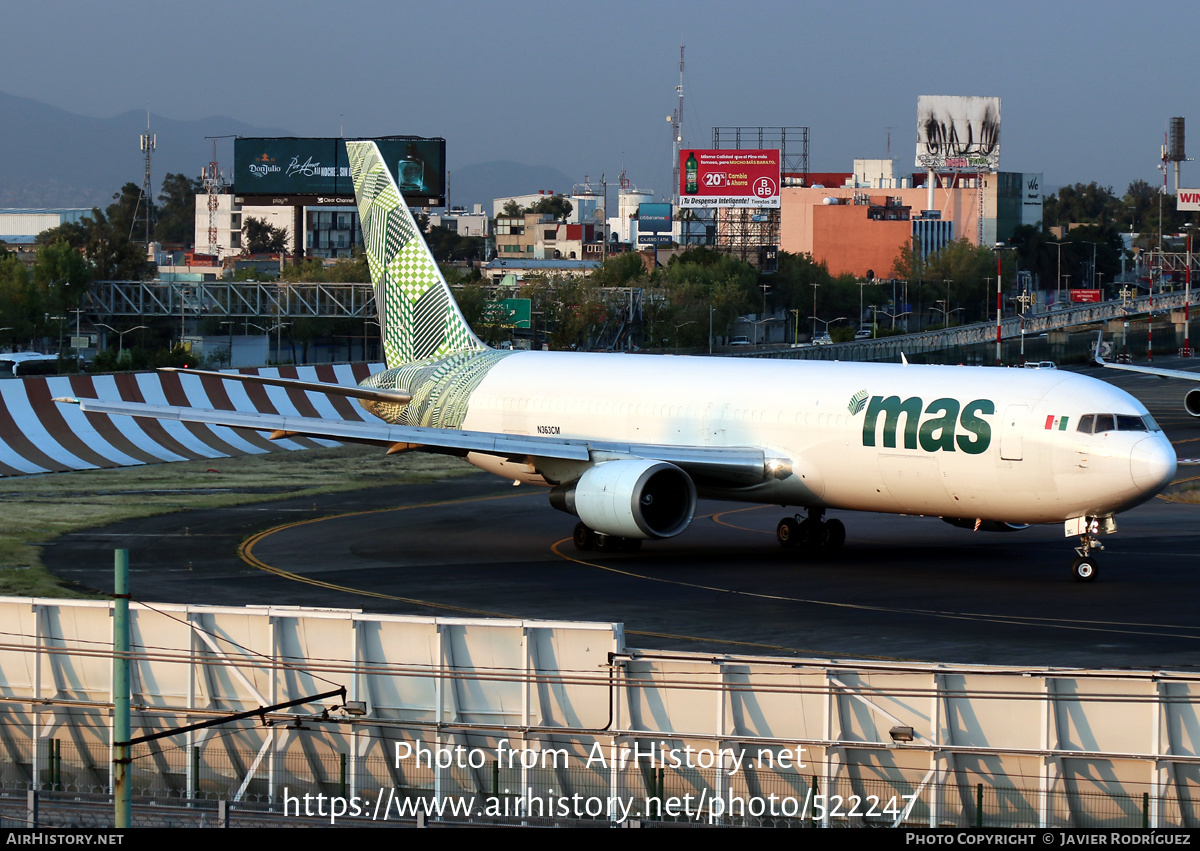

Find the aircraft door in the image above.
[{"left": 999, "top": 405, "right": 1028, "bottom": 461}]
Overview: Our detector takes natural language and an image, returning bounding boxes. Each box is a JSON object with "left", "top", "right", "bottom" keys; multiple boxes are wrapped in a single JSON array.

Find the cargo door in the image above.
[{"left": 999, "top": 405, "right": 1028, "bottom": 461}]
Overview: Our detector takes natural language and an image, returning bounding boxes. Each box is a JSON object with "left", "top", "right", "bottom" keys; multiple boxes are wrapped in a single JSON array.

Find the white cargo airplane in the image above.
[{"left": 57, "top": 142, "right": 1177, "bottom": 582}]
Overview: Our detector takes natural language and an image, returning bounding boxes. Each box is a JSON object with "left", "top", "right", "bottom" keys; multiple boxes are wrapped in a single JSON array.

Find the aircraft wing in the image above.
[
  {"left": 1095, "top": 360, "right": 1200, "bottom": 381},
  {"left": 54, "top": 396, "right": 775, "bottom": 486},
  {"left": 1093, "top": 330, "right": 1200, "bottom": 381}
]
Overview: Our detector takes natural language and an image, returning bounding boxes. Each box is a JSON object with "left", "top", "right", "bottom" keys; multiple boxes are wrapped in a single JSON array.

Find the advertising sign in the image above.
[
  {"left": 678, "top": 150, "right": 780, "bottom": 208},
  {"left": 915, "top": 96, "right": 1001, "bottom": 171},
  {"left": 1178, "top": 189, "right": 1200, "bottom": 212},
  {"left": 235, "top": 137, "right": 447, "bottom": 206},
  {"left": 638, "top": 234, "right": 673, "bottom": 245},
  {"left": 1070, "top": 289, "right": 1102, "bottom": 303},
  {"left": 638, "top": 202, "right": 673, "bottom": 232}
]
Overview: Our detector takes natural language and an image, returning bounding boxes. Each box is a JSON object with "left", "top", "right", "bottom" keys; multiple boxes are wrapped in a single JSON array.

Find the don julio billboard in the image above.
[{"left": 234, "top": 137, "right": 447, "bottom": 206}]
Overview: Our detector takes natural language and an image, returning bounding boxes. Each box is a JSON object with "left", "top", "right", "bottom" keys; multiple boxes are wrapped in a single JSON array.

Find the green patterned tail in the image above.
[{"left": 346, "top": 141, "right": 484, "bottom": 368}]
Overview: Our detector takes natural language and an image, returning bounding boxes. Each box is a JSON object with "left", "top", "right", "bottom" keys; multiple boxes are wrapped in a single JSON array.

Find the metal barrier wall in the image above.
[{"left": 0, "top": 596, "right": 1197, "bottom": 828}]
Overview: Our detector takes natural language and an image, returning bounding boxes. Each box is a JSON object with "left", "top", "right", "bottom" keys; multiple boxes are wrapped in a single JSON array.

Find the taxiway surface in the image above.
[{"left": 44, "top": 359, "right": 1200, "bottom": 668}]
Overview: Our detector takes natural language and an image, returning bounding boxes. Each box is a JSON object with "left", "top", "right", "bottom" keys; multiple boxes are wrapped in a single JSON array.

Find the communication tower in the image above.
[
  {"left": 202, "top": 137, "right": 230, "bottom": 259},
  {"left": 134, "top": 113, "right": 156, "bottom": 252},
  {"left": 669, "top": 44, "right": 684, "bottom": 206}
]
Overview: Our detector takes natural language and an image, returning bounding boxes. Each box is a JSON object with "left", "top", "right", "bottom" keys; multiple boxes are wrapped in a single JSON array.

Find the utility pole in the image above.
[{"left": 113, "top": 549, "right": 131, "bottom": 829}]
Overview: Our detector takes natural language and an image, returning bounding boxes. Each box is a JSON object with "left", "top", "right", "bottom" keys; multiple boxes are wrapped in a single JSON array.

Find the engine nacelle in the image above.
[
  {"left": 941, "top": 517, "right": 1031, "bottom": 533},
  {"left": 1185, "top": 388, "right": 1200, "bottom": 418},
  {"left": 549, "top": 460, "right": 697, "bottom": 540}
]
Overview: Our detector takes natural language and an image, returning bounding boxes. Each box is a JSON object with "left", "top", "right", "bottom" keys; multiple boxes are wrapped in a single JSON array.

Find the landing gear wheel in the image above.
[
  {"left": 777, "top": 517, "right": 801, "bottom": 548},
  {"left": 798, "top": 519, "right": 822, "bottom": 550},
  {"left": 823, "top": 518, "right": 846, "bottom": 550},
  {"left": 595, "top": 534, "right": 622, "bottom": 553},
  {"left": 1071, "top": 556, "right": 1097, "bottom": 583},
  {"left": 573, "top": 522, "right": 595, "bottom": 551}
]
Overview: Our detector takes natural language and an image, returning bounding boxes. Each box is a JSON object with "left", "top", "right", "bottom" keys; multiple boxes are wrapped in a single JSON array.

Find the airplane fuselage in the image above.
[{"left": 362, "top": 352, "right": 1177, "bottom": 527}]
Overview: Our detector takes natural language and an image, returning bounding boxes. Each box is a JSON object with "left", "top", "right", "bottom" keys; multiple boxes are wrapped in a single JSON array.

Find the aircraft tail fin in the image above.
[{"left": 346, "top": 141, "right": 484, "bottom": 369}]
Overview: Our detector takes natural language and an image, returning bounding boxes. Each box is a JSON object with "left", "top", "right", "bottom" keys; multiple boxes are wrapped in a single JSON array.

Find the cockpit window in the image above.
[{"left": 1076, "top": 413, "right": 1160, "bottom": 434}]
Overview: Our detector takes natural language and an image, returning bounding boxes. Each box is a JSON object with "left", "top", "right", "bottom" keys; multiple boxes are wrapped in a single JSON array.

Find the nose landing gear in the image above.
[{"left": 1069, "top": 515, "right": 1114, "bottom": 582}]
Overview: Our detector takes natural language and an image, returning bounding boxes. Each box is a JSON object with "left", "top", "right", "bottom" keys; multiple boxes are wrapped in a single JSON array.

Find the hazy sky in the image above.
[{"left": 6, "top": 0, "right": 1198, "bottom": 199}]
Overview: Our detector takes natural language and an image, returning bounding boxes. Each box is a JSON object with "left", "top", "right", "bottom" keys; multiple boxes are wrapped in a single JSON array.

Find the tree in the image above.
[
  {"left": 107, "top": 182, "right": 148, "bottom": 243},
  {"left": 0, "top": 252, "right": 40, "bottom": 347},
  {"left": 1059, "top": 223, "right": 1124, "bottom": 293},
  {"left": 33, "top": 239, "right": 92, "bottom": 312},
  {"left": 1007, "top": 224, "right": 1057, "bottom": 291},
  {"left": 424, "top": 225, "right": 485, "bottom": 262},
  {"left": 529, "top": 195, "right": 573, "bottom": 221},
  {"left": 242, "top": 217, "right": 289, "bottom": 254},
  {"left": 500, "top": 200, "right": 523, "bottom": 217},
  {"left": 1043, "top": 182, "right": 1121, "bottom": 229},
  {"left": 37, "top": 204, "right": 152, "bottom": 281},
  {"left": 157, "top": 173, "right": 202, "bottom": 246}
]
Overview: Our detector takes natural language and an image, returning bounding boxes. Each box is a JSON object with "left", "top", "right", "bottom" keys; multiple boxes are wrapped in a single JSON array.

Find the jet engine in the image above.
[
  {"left": 1186, "top": 388, "right": 1200, "bottom": 418},
  {"left": 549, "top": 459, "right": 697, "bottom": 540}
]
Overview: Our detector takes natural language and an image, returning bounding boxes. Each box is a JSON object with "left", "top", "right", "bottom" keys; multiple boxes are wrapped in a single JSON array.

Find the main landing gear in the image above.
[
  {"left": 777, "top": 508, "right": 845, "bottom": 552},
  {"left": 573, "top": 522, "right": 642, "bottom": 554}
]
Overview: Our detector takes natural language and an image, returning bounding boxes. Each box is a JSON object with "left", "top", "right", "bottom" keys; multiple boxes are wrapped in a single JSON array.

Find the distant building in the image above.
[
  {"left": 193, "top": 195, "right": 361, "bottom": 260},
  {"left": 779, "top": 161, "right": 1043, "bottom": 278},
  {"left": 495, "top": 212, "right": 601, "bottom": 261},
  {"left": 0, "top": 208, "right": 91, "bottom": 246},
  {"left": 492, "top": 190, "right": 562, "bottom": 218},
  {"left": 427, "top": 205, "right": 490, "bottom": 238},
  {"left": 482, "top": 257, "right": 601, "bottom": 284}
]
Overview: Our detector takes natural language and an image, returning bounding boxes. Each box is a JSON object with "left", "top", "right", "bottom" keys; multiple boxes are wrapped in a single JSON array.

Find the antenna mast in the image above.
[
  {"left": 670, "top": 44, "right": 684, "bottom": 205},
  {"left": 136, "top": 113, "right": 156, "bottom": 252},
  {"left": 202, "top": 137, "right": 230, "bottom": 259}
]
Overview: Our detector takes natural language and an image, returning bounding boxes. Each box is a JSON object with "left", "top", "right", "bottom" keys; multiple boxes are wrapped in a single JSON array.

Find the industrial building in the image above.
[{"left": 778, "top": 159, "right": 1044, "bottom": 278}]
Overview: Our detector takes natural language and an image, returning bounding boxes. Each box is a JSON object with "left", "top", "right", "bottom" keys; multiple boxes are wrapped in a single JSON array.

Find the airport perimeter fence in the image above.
[{"left": 0, "top": 734, "right": 1187, "bottom": 829}]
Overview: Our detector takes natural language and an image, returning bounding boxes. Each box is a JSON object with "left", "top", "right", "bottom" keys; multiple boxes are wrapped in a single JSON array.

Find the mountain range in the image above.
[{"left": 0, "top": 92, "right": 574, "bottom": 214}]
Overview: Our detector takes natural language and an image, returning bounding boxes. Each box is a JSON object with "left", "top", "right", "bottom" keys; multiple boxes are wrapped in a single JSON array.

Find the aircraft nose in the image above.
[{"left": 1130, "top": 436, "right": 1177, "bottom": 494}]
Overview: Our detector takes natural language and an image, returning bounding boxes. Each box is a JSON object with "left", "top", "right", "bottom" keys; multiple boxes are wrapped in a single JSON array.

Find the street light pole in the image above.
[
  {"left": 1185, "top": 223, "right": 1194, "bottom": 357},
  {"left": 811, "top": 282, "right": 818, "bottom": 340},
  {"left": 994, "top": 246, "right": 1005, "bottom": 365}
]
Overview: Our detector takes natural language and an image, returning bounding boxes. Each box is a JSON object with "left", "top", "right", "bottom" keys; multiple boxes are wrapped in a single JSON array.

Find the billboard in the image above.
[
  {"left": 1178, "top": 189, "right": 1200, "bottom": 212},
  {"left": 637, "top": 202, "right": 673, "bottom": 232},
  {"left": 1070, "top": 289, "right": 1102, "bottom": 303},
  {"left": 915, "top": 96, "right": 1000, "bottom": 171},
  {"left": 678, "top": 150, "right": 780, "bottom": 208},
  {"left": 234, "top": 137, "right": 446, "bottom": 206}
]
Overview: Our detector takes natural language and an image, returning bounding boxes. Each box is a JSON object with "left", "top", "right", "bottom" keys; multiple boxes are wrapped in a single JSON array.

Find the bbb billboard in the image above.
[{"left": 678, "top": 150, "right": 780, "bottom": 209}]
